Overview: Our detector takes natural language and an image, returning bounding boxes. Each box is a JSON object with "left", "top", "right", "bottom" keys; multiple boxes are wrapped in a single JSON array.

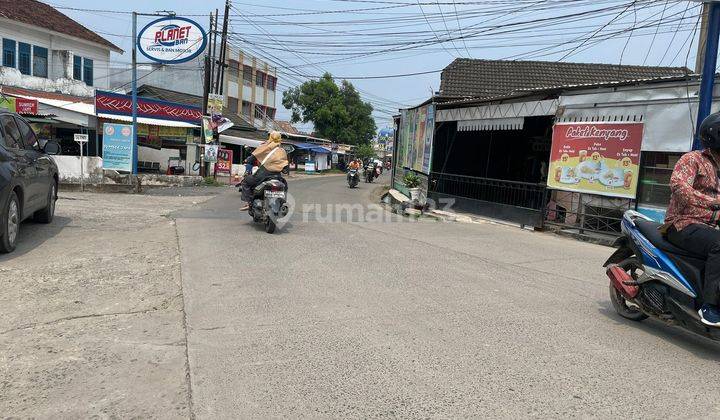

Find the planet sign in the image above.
[{"left": 137, "top": 17, "right": 207, "bottom": 64}]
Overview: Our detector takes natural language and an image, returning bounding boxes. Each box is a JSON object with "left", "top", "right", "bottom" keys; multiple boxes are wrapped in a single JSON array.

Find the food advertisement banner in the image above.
[
  {"left": 547, "top": 122, "right": 644, "bottom": 199},
  {"left": 398, "top": 104, "right": 435, "bottom": 175}
]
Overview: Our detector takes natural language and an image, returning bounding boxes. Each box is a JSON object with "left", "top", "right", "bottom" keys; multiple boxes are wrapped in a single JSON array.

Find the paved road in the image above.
[{"left": 173, "top": 175, "right": 720, "bottom": 418}]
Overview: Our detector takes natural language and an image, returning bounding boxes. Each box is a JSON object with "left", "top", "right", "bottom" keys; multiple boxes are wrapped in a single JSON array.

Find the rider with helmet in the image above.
[
  {"left": 239, "top": 131, "right": 289, "bottom": 210},
  {"left": 665, "top": 112, "right": 720, "bottom": 326}
]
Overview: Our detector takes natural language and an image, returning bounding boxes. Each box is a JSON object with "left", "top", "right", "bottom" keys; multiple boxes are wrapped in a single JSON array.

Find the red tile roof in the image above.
[{"left": 0, "top": 0, "right": 122, "bottom": 52}]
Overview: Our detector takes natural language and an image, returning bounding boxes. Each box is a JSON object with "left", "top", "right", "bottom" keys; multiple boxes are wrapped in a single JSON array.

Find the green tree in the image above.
[
  {"left": 282, "top": 73, "right": 377, "bottom": 145},
  {"left": 354, "top": 143, "right": 376, "bottom": 161}
]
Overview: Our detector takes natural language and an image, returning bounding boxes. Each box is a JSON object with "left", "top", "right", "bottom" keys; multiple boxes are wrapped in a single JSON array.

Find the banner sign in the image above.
[
  {"left": 216, "top": 148, "right": 233, "bottom": 175},
  {"left": 204, "top": 144, "right": 218, "bottom": 163},
  {"left": 547, "top": 122, "right": 644, "bottom": 199},
  {"left": 102, "top": 123, "right": 134, "bottom": 172},
  {"left": 202, "top": 116, "right": 214, "bottom": 143},
  {"left": 137, "top": 17, "right": 207, "bottom": 64},
  {"left": 208, "top": 93, "right": 224, "bottom": 116},
  {"left": 397, "top": 104, "right": 435, "bottom": 174},
  {"left": 0, "top": 97, "right": 37, "bottom": 114},
  {"left": 95, "top": 90, "right": 202, "bottom": 124}
]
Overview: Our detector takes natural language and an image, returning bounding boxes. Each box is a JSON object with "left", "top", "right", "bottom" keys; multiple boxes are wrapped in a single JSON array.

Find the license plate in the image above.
[{"left": 265, "top": 191, "right": 285, "bottom": 199}]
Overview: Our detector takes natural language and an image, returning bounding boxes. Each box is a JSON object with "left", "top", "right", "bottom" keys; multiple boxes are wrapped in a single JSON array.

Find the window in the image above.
[
  {"left": 255, "top": 71, "right": 265, "bottom": 88},
  {"left": 638, "top": 152, "right": 683, "bottom": 207},
  {"left": 265, "top": 107, "right": 276, "bottom": 120},
  {"left": 254, "top": 105, "right": 265, "bottom": 119},
  {"left": 73, "top": 55, "right": 82, "bottom": 80},
  {"left": 15, "top": 118, "right": 38, "bottom": 150},
  {"left": 2, "top": 39, "right": 15, "bottom": 68},
  {"left": 242, "top": 65, "right": 252, "bottom": 86},
  {"left": 0, "top": 115, "right": 23, "bottom": 149},
  {"left": 83, "top": 58, "right": 93, "bottom": 86},
  {"left": 266, "top": 75, "right": 277, "bottom": 91},
  {"left": 227, "top": 96, "right": 238, "bottom": 114},
  {"left": 18, "top": 42, "right": 30, "bottom": 75},
  {"left": 242, "top": 101, "right": 251, "bottom": 117},
  {"left": 227, "top": 60, "right": 239, "bottom": 78},
  {"left": 32, "top": 46, "right": 48, "bottom": 78}
]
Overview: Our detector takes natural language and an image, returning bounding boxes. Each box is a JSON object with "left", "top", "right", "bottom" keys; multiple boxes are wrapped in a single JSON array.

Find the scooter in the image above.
[
  {"left": 364, "top": 166, "right": 375, "bottom": 183},
  {"left": 240, "top": 166, "right": 290, "bottom": 234},
  {"left": 347, "top": 169, "right": 359, "bottom": 188},
  {"left": 604, "top": 210, "right": 720, "bottom": 340}
]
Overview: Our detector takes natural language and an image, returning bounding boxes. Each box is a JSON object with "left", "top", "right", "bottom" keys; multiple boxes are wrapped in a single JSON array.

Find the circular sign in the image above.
[{"left": 137, "top": 17, "right": 207, "bottom": 64}]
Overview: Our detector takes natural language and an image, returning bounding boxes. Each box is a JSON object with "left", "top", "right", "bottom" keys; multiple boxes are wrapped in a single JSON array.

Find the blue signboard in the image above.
[{"left": 102, "top": 123, "right": 134, "bottom": 172}]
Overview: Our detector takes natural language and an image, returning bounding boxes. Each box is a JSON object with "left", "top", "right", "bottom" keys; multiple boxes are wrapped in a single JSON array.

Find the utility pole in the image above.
[
  {"left": 694, "top": 1, "right": 720, "bottom": 150},
  {"left": 215, "top": 0, "right": 231, "bottom": 96},
  {"left": 201, "top": 13, "right": 215, "bottom": 178},
  {"left": 696, "top": 3, "right": 711, "bottom": 73},
  {"left": 132, "top": 11, "right": 138, "bottom": 175}
]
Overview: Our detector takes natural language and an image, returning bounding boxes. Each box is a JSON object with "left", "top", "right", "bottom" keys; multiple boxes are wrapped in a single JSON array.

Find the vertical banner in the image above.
[
  {"left": 202, "top": 116, "right": 214, "bottom": 143},
  {"left": 216, "top": 148, "right": 233, "bottom": 174},
  {"left": 102, "top": 123, "right": 134, "bottom": 172},
  {"left": 546, "top": 122, "right": 644, "bottom": 199}
]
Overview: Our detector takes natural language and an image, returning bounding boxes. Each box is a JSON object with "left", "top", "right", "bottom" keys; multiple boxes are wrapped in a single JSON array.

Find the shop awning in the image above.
[
  {"left": 289, "top": 142, "right": 330, "bottom": 154},
  {"left": 437, "top": 99, "right": 558, "bottom": 122},
  {"left": 458, "top": 117, "right": 525, "bottom": 131},
  {"left": 10, "top": 94, "right": 95, "bottom": 127},
  {"left": 219, "top": 134, "right": 263, "bottom": 148},
  {"left": 97, "top": 113, "right": 199, "bottom": 128}
]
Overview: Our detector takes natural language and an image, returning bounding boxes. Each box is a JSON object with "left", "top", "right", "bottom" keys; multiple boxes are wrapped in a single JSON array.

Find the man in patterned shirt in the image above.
[{"left": 665, "top": 112, "right": 720, "bottom": 326}]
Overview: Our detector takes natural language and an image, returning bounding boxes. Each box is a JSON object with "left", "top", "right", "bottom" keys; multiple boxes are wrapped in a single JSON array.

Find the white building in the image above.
[{"left": 0, "top": 0, "right": 123, "bottom": 96}]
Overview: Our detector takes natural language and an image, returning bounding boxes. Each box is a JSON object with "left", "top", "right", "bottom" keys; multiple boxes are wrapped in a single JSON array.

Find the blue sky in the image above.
[{"left": 48, "top": 0, "right": 704, "bottom": 132}]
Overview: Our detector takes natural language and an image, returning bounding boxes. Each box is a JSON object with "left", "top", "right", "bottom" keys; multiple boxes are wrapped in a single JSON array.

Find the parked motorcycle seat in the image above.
[{"left": 635, "top": 219, "right": 704, "bottom": 259}]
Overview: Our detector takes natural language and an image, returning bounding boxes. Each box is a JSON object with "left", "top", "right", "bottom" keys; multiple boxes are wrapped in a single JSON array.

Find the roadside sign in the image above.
[
  {"left": 102, "top": 123, "right": 134, "bottom": 172},
  {"left": 137, "top": 17, "right": 207, "bottom": 64},
  {"left": 74, "top": 134, "right": 89, "bottom": 143}
]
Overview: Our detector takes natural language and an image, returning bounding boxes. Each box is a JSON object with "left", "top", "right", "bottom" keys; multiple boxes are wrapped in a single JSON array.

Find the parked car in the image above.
[{"left": 0, "top": 109, "right": 61, "bottom": 253}]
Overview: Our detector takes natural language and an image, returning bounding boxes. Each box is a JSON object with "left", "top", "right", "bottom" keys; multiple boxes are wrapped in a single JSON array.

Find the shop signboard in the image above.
[
  {"left": 102, "top": 123, "right": 134, "bottom": 172},
  {"left": 397, "top": 104, "right": 435, "bottom": 175},
  {"left": 95, "top": 90, "right": 203, "bottom": 124},
  {"left": 0, "top": 97, "right": 37, "bottom": 114},
  {"left": 137, "top": 17, "right": 207, "bottom": 64},
  {"left": 547, "top": 122, "right": 644, "bottom": 199},
  {"left": 216, "top": 148, "right": 233, "bottom": 175},
  {"left": 204, "top": 144, "right": 219, "bottom": 163}
]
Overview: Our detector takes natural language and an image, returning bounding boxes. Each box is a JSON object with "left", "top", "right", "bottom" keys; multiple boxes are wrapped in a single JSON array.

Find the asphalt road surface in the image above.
[{"left": 173, "top": 175, "right": 720, "bottom": 418}]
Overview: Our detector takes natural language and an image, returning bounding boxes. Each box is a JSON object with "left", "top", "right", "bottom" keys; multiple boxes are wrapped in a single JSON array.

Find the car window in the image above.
[
  {"left": 0, "top": 115, "right": 23, "bottom": 149},
  {"left": 15, "top": 117, "right": 38, "bottom": 150}
]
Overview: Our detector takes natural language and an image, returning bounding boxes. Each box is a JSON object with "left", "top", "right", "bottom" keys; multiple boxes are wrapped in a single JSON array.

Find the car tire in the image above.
[
  {"left": 34, "top": 182, "right": 57, "bottom": 224},
  {"left": 0, "top": 192, "right": 20, "bottom": 254}
]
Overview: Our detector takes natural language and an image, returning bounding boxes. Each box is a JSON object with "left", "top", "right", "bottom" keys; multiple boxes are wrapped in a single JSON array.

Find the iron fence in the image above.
[
  {"left": 429, "top": 172, "right": 547, "bottom": 211},
  {"left": 429, "top": 172, "right": 632, "bottom": 235}
]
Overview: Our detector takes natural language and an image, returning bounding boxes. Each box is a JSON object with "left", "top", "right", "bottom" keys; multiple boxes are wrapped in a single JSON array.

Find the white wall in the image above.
[
  {"left": 52, "top": 155, "right": 103, "bottom": 182},
  {"left": 0, "top": 18, "right": 113, "bottom": 91}
]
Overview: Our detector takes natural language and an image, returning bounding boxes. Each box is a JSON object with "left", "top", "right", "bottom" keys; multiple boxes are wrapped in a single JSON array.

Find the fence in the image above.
[{"left": 429, "top": 172, "right": 632, "bottom": 235}]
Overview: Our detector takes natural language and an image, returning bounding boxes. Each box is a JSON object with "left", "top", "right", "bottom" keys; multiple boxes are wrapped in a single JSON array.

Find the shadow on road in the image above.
[
  {"left": 597, "top": 304, "right": 720, "bottom": 361},
  {"left": 0, "top": 216, "right": 71, "bottom": 263}
]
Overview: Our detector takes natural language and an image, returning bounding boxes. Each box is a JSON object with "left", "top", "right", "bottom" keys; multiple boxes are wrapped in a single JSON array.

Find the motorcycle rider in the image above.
[
  {"left": 239, "top": 131, "right": 289, "bottom": 211},
  {"left": 347, "top": 159, "right": 361, "bottom": 184},
  {"left": 665, "top": 112, "right": 720, "bottom": 326}
]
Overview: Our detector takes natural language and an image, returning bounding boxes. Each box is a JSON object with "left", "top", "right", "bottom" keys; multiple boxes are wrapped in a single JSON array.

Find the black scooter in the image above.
[{"left": 347, "top": 169, "right": 359, "bottom": 188}]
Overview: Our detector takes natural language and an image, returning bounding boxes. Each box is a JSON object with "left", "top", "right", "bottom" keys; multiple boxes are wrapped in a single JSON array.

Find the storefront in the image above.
[
  {"left": 95, "top": 90, "right": 202, "bottom": 174},
  {"left": 396, "top": 76, "right": 708, "bottom": 234}
]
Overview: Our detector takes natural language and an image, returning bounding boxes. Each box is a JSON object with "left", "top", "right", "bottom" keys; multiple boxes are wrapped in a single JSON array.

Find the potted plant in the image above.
[{"left": 403, "top": 172, "right": 422, "bottom": 201}]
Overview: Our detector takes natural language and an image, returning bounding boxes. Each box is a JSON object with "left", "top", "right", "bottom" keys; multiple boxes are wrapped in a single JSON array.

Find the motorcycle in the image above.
[
  {"left": 364, "top": 165, "right": 375, "bottom": 183},
  {"left": 605, "top": 210, "right": 720, "bottom": 340},
  {"left": 241, "top": 167, "right": 290, "bottom": 234},
  {"left": 347, "top": 169, "right": 359, "bottom": 188}
]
